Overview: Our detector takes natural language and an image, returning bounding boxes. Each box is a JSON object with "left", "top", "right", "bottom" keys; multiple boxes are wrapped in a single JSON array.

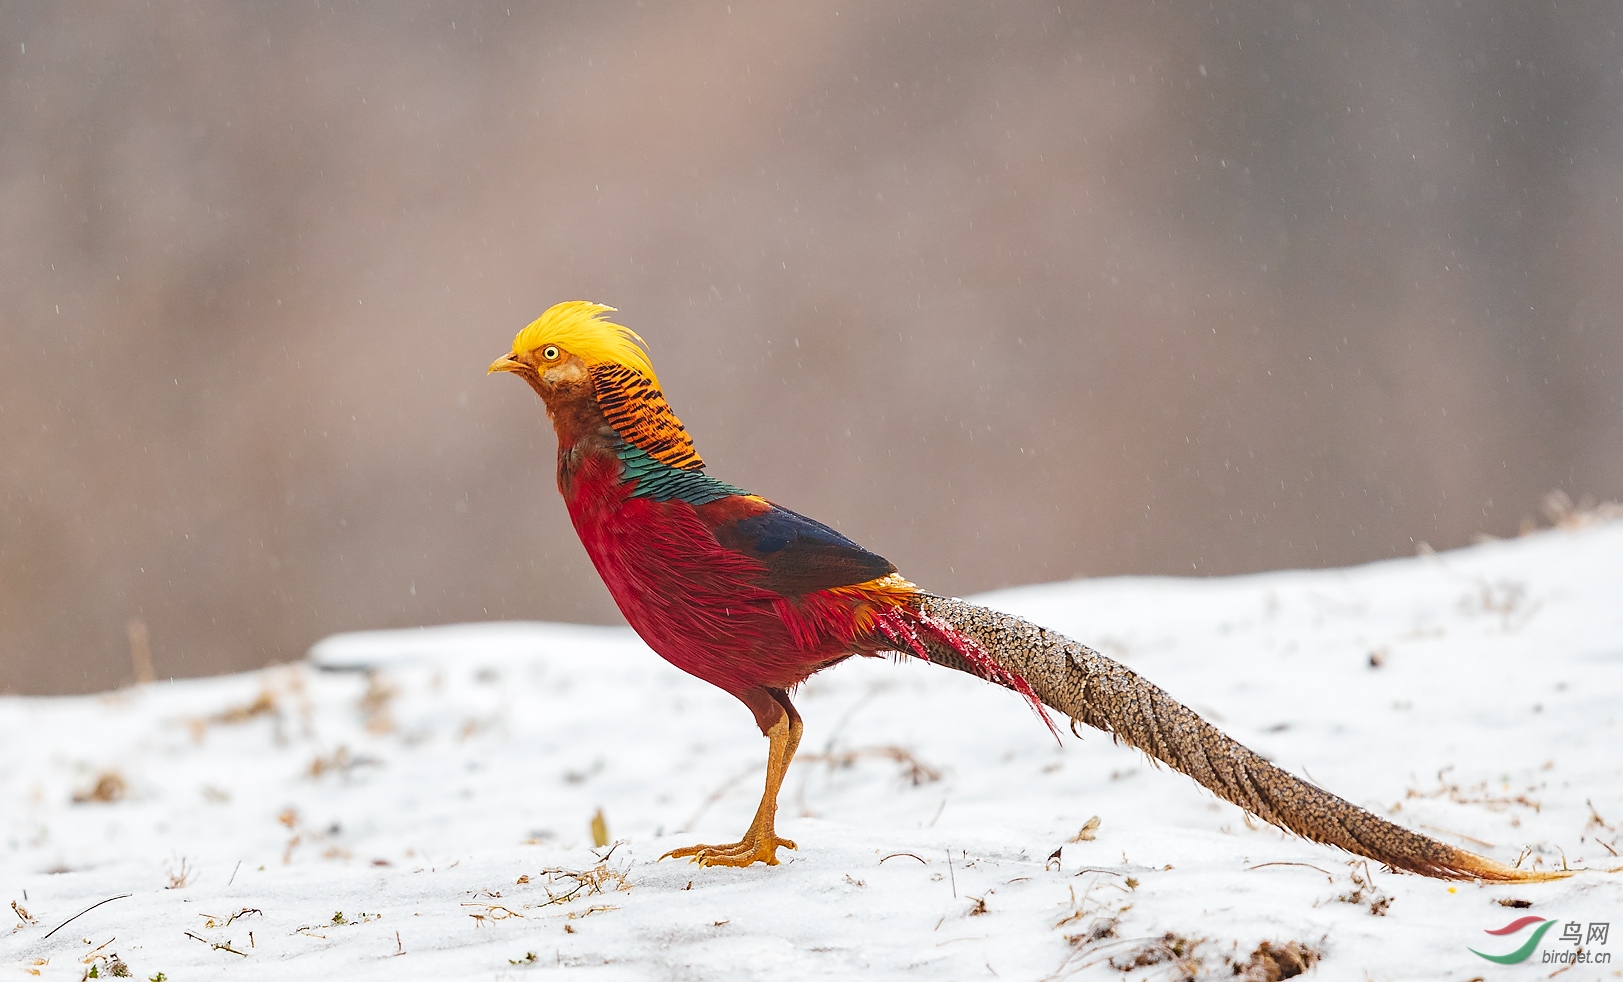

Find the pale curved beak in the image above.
[{"left": 488, "top": 352, "right": 522, "bottom": 375}]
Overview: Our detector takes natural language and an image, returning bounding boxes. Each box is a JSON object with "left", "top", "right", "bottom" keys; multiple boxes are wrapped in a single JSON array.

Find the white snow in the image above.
[{"left": 4, "top": 523, "right": 1622, "bottom": 980}]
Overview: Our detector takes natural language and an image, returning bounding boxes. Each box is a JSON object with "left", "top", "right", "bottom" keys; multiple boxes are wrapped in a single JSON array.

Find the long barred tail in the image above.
[{"left": 889, "top": 594, "right": 1568, "bottom": 882}]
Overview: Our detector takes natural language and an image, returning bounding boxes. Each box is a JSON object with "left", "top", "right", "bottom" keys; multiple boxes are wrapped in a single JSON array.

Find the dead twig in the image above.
[
  {"left": 1248, "top": 862, "right": 1334, "bottom": 882},
  {"left": 565, "top": 905, "right": 619, "bottom": 920},
  {"left": 198, "top": 908, "right": 262, "bottom": 929},
  {"left": 461, "top": 903, "right": 524, "bottom": 921},
  {"left": 185, "top": 931, "right": 248, "bottom": 956},
  {"left": 44, "top": 896, "right": 132, "bottom": 940},
  {"left": 527, "top": 859, "right": 631, "bottom": 909},
  {"left": 879, "top": 852, "right": 928, "bottom": 865}
]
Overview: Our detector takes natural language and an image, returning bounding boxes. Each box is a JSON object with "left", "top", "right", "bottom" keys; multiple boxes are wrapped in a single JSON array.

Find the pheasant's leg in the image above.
[{"left": 663, "top": 688, "right": 803, "bottom": 867}]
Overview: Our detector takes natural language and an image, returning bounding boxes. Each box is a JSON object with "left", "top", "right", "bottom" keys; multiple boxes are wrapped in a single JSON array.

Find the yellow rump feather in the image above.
[{"left": 511, "top": 301, "right": 659, "bottom": 384}]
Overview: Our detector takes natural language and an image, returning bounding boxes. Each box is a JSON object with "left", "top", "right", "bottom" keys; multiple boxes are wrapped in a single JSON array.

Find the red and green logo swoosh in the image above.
[{"left": 1470, "top": 916, "right": 1557, "bottom": 964}]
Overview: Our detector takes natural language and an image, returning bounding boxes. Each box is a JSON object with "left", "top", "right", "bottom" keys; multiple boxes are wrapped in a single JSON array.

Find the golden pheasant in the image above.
[{"left": 489, "top": 300, "right": 1564, "bottom": 881}]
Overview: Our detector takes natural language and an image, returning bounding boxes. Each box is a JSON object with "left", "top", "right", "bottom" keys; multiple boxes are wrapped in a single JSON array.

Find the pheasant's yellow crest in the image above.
[{"left": 510, "top": 301, "right": 660, "bottom": 384}]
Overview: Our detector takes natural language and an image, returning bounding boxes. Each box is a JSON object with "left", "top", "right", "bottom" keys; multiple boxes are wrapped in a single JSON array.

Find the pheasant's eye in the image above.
[{"left": 541, "top": 345, "right": 561, "bottom": 361}]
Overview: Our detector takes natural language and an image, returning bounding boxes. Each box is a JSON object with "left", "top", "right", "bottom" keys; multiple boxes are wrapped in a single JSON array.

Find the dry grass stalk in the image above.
[
  {"left": 1519, "top": 490, "right": 1623, "bottom": 534},
  {"left": 72, "top": 772, "right": 127, "bottom": 805},
  {"left": 183, "top": 930, "right": 247, "bottom": 957},
  {"left": 1069, "top": 816, "right": 1101, "bottom": 842},
  {"left": 165, "top": 858, "right": 193, "bottom": 890},
  {"left": 306, "top": 746, "right": 380, "bottom": 779},
  {"left": 799, "top": 744, "right": 942, "bottom": 786},
  {"left": 187, "top": 690, "right": 279, "bottom": 741},
  {"left": 359, "top": 671, "right": 397, "bottom": 734},
  {"left": 530, "top": 858, "right": 631, "bottom": 909},
  {"left": 462, "top": 903, "right": 524, "bottom": 927},
  {"left": 127, "top": 619, "right": 154, "bottom": 686},
  {"left": 565, "top": 905, "right": 619, "bottom": 920},
  {"left": 198, "top": 908, "right": 261, "bottom": 930},
  {"left": 1405, "top": 773, "right": 1543, "bottom": 814},
  {"left": 210, "top": 691, "right": 278, "bottom": 725},
  {"left": 1045, "top": 880, "right": 1135, "bottom": 980}
]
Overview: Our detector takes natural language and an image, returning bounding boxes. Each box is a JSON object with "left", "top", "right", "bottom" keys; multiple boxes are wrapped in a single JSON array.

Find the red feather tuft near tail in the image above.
[{"left": 872, "top": 606, "right": 1059, "bottom": 739}]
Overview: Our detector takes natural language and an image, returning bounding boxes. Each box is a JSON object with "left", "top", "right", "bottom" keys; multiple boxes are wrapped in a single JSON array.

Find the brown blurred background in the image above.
[{"left": 3, "top": 3, "right": 1620, "bottom": 694}]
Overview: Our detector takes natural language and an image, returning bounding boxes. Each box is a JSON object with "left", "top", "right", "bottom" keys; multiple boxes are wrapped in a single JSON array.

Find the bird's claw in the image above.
[{"left": 660, "top": 834, "right": 797, "bottom": 868}]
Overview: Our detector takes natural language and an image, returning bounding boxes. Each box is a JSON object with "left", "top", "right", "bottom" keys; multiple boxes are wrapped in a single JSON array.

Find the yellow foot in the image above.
[{"left": 660, "top": 834, "right": 796, "bottom": 868}]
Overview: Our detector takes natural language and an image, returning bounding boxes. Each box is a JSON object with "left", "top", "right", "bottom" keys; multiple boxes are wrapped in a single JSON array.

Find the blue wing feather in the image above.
[{"left": 713, "top": 505, "right": 897, "bottom": 595}]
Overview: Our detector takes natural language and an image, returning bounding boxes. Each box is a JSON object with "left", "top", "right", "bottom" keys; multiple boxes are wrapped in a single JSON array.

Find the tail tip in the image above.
[{"left": 1453, "top": 855, "right": 1578, "bottom": 883}]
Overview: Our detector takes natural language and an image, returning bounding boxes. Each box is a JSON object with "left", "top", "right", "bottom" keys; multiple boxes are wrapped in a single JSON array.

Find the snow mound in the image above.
[{"left": 4, "top": 524, "right": 1621, "bottom": 980}]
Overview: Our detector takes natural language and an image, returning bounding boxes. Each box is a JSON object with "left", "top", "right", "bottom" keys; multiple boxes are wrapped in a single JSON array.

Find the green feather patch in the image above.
[{"left": 615, "top": 442, "right": 746, "bottom": 505}]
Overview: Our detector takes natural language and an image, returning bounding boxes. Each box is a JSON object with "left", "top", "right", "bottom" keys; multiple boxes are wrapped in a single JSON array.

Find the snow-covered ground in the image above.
[{"left": 4, "top": 523, "right": 1621, "bottom": 981}]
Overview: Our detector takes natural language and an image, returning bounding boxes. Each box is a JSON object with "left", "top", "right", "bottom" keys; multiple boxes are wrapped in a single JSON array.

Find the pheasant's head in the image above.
[
  {"left": 490, "top": 301, "right": 703, "bottom": 470},
  {"left": 489, "top": 301, "right": 657, "bottom": 391}
]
